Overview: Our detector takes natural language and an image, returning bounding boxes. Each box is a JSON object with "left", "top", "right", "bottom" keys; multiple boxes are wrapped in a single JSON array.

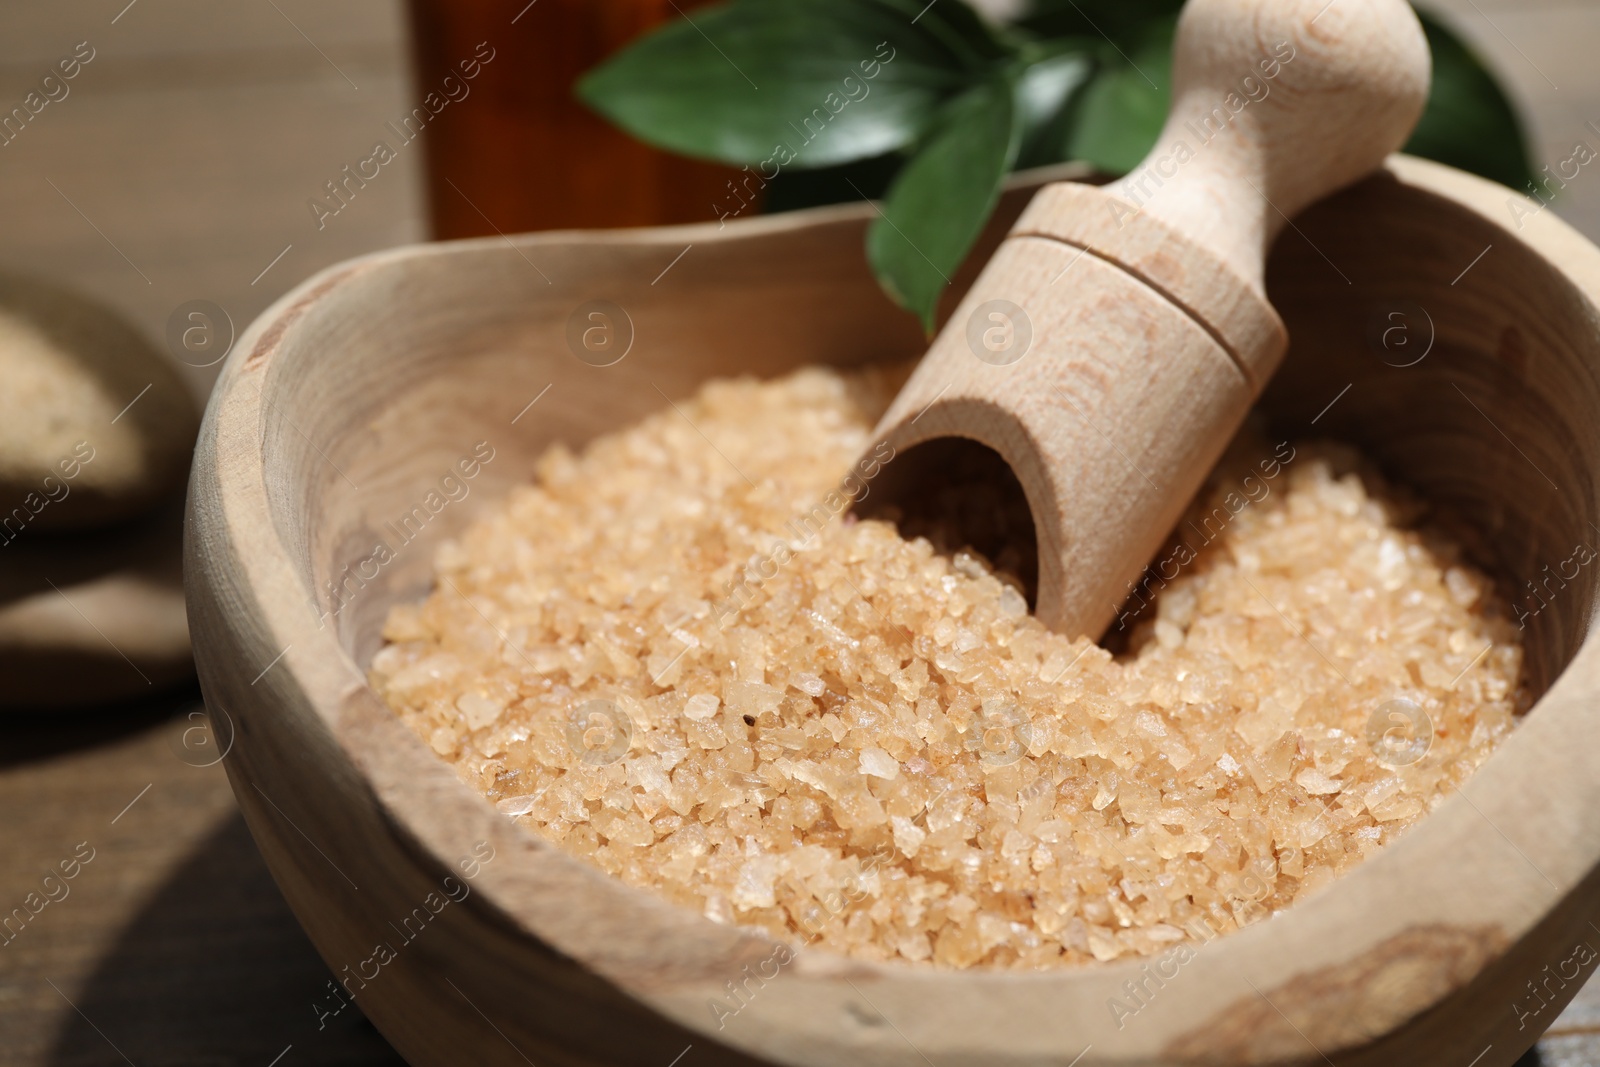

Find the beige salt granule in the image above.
[{"left": 370, "top": 365, "right": 1524, "bottom": 970}]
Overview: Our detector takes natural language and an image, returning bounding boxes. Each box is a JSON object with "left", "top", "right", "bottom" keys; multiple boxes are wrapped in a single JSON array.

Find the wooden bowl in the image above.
[{"left": 186, "top": 156, "right": 1600, "bottom": 1067}]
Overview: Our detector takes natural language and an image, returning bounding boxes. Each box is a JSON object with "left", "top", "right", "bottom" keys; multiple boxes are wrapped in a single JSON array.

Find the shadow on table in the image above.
[
  {"left": 48, "top": 812, "right": 405, "bottom": 1067},
  {"left": 0, "top": 682, "right": 201, "bottom": 771}
]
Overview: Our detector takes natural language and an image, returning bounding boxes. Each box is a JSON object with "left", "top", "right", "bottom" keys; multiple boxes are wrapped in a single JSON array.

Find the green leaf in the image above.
[
  {"left": 1404, "top": 10, "right": 1535, "bottom": 191},
  {"left": 867, "top": 76, "right": 1023, "bottom": 331},
  {"left": 1012, "top": 42, "right": 1098, "bottom": 168},
  {"left": 577, "top": 0, "right": 1008, "bottom": 169},
  {"left": 1017, "top": 0, "right": 1183, "bottom": 49},
  {"left": 868, "top": 0, "right": 1015, "bottom": 68},
  {"left": 1064, "top": 16, "right": 1174, "bottom": 174},
  {"left": 763, "top": 41, "right": 1096, "bottom": 212},
  {"left": 762, "top": 152, "right": 905, "bottom": 213}
]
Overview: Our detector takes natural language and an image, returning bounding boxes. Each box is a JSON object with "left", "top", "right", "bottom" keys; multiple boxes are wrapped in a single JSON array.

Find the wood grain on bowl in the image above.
[{"left": 186, "top": 156, "right": 1600, "bottom": 1066}]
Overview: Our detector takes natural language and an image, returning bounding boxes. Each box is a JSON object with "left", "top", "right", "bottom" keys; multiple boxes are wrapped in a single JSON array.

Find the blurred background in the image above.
[{"left": 1, "top": 1, "right": 1597, "bottom": 1065}]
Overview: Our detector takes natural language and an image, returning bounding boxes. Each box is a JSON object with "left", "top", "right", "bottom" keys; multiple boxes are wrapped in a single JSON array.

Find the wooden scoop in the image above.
[{"left": 861, "top": 0, "right": 1431, "bottom": 637}]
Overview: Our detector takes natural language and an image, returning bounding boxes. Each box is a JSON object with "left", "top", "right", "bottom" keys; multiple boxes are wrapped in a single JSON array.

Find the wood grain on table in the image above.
[{"left": 2, "top": 1, "right": 1598, "bottom": 1064}]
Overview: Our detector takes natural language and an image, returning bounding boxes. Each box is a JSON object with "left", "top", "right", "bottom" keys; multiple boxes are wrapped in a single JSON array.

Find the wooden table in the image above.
[
  {"left": 0, "top": 3, "right": 420, "bottom": 1063},
  {"left": 3, "top": 1, "right": 1599, "bottom": 1065},
  {"left": 2, "top": 699, "right": 405, "bottom": 1066}
]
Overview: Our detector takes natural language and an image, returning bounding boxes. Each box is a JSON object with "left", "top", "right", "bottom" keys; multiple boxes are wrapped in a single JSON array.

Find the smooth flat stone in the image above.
[
  {"left": 0, "top": 274, "right": 198, "bottom": 534},
  {"left": 0, "top": 499, "right": 191, "bottom": 709}
]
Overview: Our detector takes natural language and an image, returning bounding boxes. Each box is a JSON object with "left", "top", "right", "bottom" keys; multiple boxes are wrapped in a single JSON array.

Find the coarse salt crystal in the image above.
[
  {"left": 683, "top": 694, "right": 720, "bottom": 721},
  {"left": 457, "top": 691, "right": 505, "bottom": 731},
  {"left": 859, "top": 747, "right": 899, "bottom": 780}
]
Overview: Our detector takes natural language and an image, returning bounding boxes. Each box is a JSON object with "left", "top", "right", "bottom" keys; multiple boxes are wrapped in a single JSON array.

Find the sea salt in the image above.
[{"left": 371, "top": 365, "right": 1525, "bottom": 971}]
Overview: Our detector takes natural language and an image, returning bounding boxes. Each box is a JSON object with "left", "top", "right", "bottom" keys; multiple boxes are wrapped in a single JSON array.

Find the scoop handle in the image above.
[
  {"left": 1093, "top": 0, "right": 1430, "bottom": 291},
  {"left": 860, "top": 0, "right": 1431, "bottom": 639}
]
